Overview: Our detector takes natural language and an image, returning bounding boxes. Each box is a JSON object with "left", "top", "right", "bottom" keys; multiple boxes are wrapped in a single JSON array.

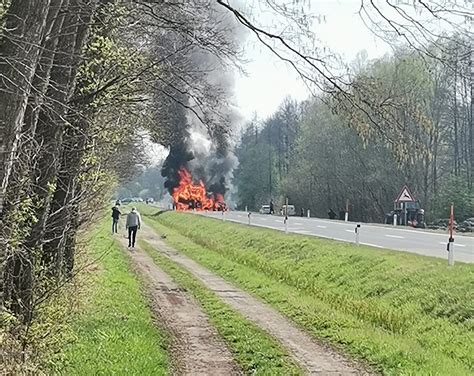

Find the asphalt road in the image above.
[{"left": 199, "top": 211, "right": 473, "bottom": 263}]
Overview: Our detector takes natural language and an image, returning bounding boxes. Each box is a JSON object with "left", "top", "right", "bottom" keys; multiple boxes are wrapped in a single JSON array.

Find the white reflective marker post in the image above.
[
  {"left": 393, "top": 213, "right": 397, "bottom": 226},
  {"left": 448, "top": 238, "right": 454, "bottom": 266},
  {"left": 355, "top": 224, "right": 360, "bottom": 246},
  {"left": 222, "top": 210, "right": 225, "bottom": 221},
  {"left": 447, "top": 204, "right": 455, "bottom": 266},
  {"left": 284, "top": 197, "right": 289, "bottom": 234},
  {"left": 345, "top": 199, "right": 349, "bottom": 222},
  {"left": 248, "top": 212, "right": 251, "bottom": 225},
  {"left": 307, "top": 209, "right": 310, "bottom": 218}
]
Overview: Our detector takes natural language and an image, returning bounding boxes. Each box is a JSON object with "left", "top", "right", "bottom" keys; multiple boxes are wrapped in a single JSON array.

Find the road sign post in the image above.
[
  {"left": 355, "top": 224, "right": 360, "bottom": 246},
  {"left": 447, "top": 204, "right": 455, "bottom": 266},
  {"left": 403, "top": 202, "right": 407, "bottom": 226},
  {"left": 394, "top": 186, "right": 416, "bottom": 226}
]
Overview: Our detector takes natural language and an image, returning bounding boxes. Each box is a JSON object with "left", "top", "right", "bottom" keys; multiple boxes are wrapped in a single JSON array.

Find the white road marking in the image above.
[
  {"left": 275, "top": 220, "right": 282, "bottom": 223},
  {"left": 294, "top": 222, "right": 303, "bottom": 226},
  {"left": 361, "top": 242, "right": 385, "bottom": 248},
  {"left": 385, "top": 235, "right": 405, "bottom": 239},
  {"left": 438, "top": 241, "right": 467, "bottom": 248},
  {"left": 259, "top": 218, "right": 268, "bottom": 221},
  {"left": 295, "top": 230, "right": 312, "bottom": 234},
  {"left": 345, "top": 230, "right": 354, "bottom": 233},
  {"left": 316, "top": 225, "right": 327, "bottom": 228}
]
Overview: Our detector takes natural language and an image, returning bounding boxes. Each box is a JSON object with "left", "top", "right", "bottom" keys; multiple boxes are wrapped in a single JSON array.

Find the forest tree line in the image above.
[
  {"left": 235, "top": 44, "right": 473, "bottom": 223},
  {"left": 0, "top": 0, "right": 242, "bottom": 362}
]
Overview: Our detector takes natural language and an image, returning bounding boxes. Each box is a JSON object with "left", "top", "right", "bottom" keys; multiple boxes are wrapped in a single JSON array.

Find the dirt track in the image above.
[
  {"left": 139, "top": 223, "right": 372, "bottom": 375},
  {"left": 117, "top": 233, "right": 240, "bottom": 375}
]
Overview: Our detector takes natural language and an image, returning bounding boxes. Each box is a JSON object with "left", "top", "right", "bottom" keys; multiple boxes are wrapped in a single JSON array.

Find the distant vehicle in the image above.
[
  {"left": 463, "top": 217, "right": 474, "bottom": 226},
  {"left": 427, "top": 218, "right": 457, "bottom": 231},
  {"left": 458, "top": 220, "right": 473, "bottom": 233},
  {"left": 281, "top": 204, "right": 296, "bottom": 216},
  {"left": 385, "top": 200, "right": 426, "bottom": 227},
  {"left": 146, "top": 197, "right": 154, "bottom": 204},
  {"left": 215, "top": 201, "right": 227, "bottom": 212},
  {"left": 121, "top": 197, "right": 132, "bottom": 204},
  {"left": 259, "top": 205, "right": 272, "bottom": 214}
]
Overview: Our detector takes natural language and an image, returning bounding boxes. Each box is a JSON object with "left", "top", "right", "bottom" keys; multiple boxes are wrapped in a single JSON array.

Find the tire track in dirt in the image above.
[
  {"left": 116, "top": 233, "right": 241, "bottom": 375},
  {"left": 141, "top": 223, "right": 372, "bottom": 375}
]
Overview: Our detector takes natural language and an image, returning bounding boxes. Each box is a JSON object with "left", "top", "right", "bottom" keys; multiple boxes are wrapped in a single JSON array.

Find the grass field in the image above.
[
  {"left": 54, "top": 220, "right": 169, "bottom": 375},
  {"left": 140, "top": 239, "right": 302, "bottom": 375},
  {"left": 142, "top": 208, "right": 474, "bottom": 376}
]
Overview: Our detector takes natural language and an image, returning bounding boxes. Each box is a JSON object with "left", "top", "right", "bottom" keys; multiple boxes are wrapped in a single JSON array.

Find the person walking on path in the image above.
[
  {"left": 111, "top": 205, "right": 121, "bottom": 234},
  {"left": 126, "top": 207, "right": 141, "bottom": 248}
]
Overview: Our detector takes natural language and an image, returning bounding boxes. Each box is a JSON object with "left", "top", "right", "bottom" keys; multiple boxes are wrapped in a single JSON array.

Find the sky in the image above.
[{"left": 233, "top": 0, "right": 393, "bottom": 122}]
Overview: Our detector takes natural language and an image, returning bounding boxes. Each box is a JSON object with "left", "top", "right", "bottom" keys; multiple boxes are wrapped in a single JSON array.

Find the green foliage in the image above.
[
  {"left": 140, "top": 240, "right": 302, "bottom": 375},
  {"left": 0, "top": 272, "right": 77, "bottom": 375},
  {"left": 54, "top": 221, "right": 169, "bottom": 375},
  {"left": 144, "top": 210, "right": 474, "bottom": 375},
  {"left": 234, "top": 44, "right": 473, "bottom": 223},
  {"left": 433, "top": 175, "right": 474, "bottom": 221},
  {"left": 116, "top": 165, "right": 166, "bottom": 200}
]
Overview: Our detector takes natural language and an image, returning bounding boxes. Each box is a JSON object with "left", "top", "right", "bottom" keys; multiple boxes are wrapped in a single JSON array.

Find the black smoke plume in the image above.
[{"left": 149, "top": 1, "right": 244, "bottom": 197}]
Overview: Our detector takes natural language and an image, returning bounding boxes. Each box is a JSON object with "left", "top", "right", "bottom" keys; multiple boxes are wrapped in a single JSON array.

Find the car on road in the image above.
[
  {"left": 458, "top": 218, "right": 474, "bottom": 233},
  {"left": 281, "top": 204, "right": 296, "bottom": 216},
  {"left": 259, "top": 205, "right": 272, "bottom": 214},
  {"left": 427, "top": 218, "right": 457, "bottom": 231},
  {"left": 121, "top": 197, "right": 133, "bottom": 204}
]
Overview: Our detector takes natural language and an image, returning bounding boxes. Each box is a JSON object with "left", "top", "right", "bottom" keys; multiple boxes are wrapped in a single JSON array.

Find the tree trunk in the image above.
[
  {"left": 4, "top": 0, "right": 96, "bottom": 320},
  {"left": 27, "top": 0, "right": 96, "bottom": 266},
  {"left": 0, "top": 0, "right": 51, "bottom": 311},
  {"left": 453, "top": 58, "right": 460, "bottom": 176},
  {"left": 0, "top": 0, "right": 51, "bottom": 216},
  {"left": 43, "top": 115, "right": 89, "bottom": 274}
]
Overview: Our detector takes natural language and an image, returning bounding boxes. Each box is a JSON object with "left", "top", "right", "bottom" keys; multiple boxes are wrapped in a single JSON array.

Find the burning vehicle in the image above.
[{"left": 172, "top": 167, "right": 227, "bottom": 211}]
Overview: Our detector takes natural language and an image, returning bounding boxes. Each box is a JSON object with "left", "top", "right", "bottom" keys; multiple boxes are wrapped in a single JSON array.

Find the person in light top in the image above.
[{"left": 126, "top": 207, "right": 141, "bottom": 248}]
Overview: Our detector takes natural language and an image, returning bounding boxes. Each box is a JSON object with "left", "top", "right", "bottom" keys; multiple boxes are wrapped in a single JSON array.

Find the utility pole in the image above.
[{"left": 269, "top": 122, "right": 272, "bottom": 199}]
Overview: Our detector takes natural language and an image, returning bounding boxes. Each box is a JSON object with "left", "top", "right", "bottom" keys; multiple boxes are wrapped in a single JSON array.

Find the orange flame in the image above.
[{"left": 172, "top": 167, "right": 226, "bottom": 211}]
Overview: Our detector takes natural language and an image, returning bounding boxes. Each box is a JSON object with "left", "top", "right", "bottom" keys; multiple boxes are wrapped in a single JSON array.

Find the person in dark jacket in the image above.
[
  {"left": 111, "top": 205, "right": 121, "bottom": 233},
  {"left": 328, "top": 208, "right": 337, "bottom": 220}
]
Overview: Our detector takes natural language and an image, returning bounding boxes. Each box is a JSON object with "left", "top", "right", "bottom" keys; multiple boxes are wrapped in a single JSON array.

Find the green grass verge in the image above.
[
  {"left": 54, "top": 220, "right": 169, "bottom": 375},
  {"left": 141, "top": 208, "right": 473, "bottom": 376},
  {"left": 139, "top": 239, "right": 302, "bottom": 375}
]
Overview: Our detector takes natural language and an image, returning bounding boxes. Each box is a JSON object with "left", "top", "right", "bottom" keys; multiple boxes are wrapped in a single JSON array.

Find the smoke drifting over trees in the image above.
[{"left": 147, "top": 1, "right": 244, "bottom": 196}]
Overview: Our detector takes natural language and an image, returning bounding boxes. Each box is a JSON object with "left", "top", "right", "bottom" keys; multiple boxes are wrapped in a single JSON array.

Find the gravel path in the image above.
[
  {"left": 117, "top": 232, "right": 241, "bottom": 375},
  {"left": 140, "top": 223, "right": 372, "bottom": 375}
]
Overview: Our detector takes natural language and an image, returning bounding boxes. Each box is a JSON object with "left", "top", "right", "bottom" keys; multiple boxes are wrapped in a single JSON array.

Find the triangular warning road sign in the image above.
[{"left": 395, "top": 185, "right": 415, "bottom": 202}]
